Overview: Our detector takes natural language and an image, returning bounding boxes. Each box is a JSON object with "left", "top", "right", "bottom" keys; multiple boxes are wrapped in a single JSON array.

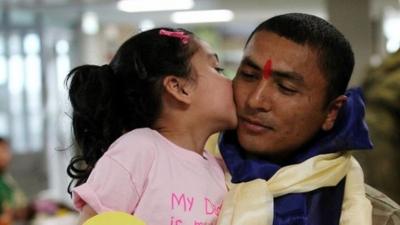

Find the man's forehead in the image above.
[
  {"left": 240, "top": 53, "right": 298, "bottom": 77},
  {"left": 240, "top": 55, "right": 305, "bottom": 84},
  {"left": 242, "top": 35, "right": 321, "bottom": 75},
  {"left": 243, "top": 38, "right": 279, "bottom": 67},
  {"left": 244, "top": 31, "right": 316, "bottom": 59},
  {"left": 242, "top": 43, "right": 265, "bottom": 66},
  {"left": 239, "top": 49, "right": 327, "bottom": 90}
]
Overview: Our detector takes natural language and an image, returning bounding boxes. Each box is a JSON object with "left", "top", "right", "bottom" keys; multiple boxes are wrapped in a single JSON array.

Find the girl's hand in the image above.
[{"left": 77, "top": 205, "right": 97, "bottom": 225}]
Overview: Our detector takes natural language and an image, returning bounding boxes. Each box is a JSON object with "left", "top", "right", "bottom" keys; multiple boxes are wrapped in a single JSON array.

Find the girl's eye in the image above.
[{"left": 215, "top": 67, "right": 225, "bottom": 73}]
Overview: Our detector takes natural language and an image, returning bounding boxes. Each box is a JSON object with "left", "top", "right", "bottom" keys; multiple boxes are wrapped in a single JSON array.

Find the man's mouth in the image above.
[{"left": 239, "top": 116, "right": 274, "bottom": 134}]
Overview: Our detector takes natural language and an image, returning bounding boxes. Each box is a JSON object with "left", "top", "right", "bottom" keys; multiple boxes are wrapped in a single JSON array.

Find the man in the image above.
[
  {"left": 355, "top": 49, "right": 400, "bottom": 203},
  {"left": 211, "top": 13, "right": 400, "bottom": 225},
  {"left": 0, "top": 137, "right": 29, "bottom": 225}
]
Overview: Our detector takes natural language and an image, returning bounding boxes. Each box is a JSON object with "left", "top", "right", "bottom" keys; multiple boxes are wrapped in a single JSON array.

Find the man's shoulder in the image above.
[{"left": 366, "top": 184, "right": 400, "bottom": 225}]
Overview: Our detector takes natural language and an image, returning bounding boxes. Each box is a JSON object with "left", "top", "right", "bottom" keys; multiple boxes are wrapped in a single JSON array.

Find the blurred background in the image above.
[{"left": 0, "top": 0, "right": 399, "bottom": 224}]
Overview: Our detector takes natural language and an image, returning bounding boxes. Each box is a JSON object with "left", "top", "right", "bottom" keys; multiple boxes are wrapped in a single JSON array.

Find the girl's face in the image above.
[{"left": 189, "top": 40, "right": 237, "bottom": 132}]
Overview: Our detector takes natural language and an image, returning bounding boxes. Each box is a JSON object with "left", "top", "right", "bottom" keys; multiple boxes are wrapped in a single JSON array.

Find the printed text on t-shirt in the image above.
[{"left": 170, "top": 192, "right": 222, "bottom": 225}]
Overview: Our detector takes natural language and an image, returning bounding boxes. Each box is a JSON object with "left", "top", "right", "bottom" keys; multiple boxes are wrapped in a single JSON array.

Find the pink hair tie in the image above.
[{"left": 159, "top": 29, "right": 190, "bottom": 44}]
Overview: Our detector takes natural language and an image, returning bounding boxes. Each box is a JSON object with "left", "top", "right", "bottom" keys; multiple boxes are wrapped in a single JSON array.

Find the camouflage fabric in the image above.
[
  {"left": 0, "top": 173, "right": 27, "bottom": 212},
  {"left": 354, "top": 50, "right": 400, "bottom": 203},
  {"left": 367, "top": 184, "right": 400, "bottom": 225}
]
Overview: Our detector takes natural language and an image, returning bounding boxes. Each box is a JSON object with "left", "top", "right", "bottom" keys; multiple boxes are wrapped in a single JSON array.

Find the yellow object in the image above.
[
  {"left": 216, "top": 153, "right": 372, "bottom": 225},
  {"left": 83, "top": 212, "right": 146, "bottom": 225},
  {"left": 339, "top": 157, "right": 373, "bottom": 225},
  {"left": 205, "top": 133, "right": 221, "bottom": 158}
]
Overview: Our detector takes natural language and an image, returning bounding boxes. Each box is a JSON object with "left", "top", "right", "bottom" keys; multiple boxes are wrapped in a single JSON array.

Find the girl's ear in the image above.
[
  {"left": 163, "top": 75, "right": 193, "bottom": 104},
  {"left": 322, "top": 95, "right": 347, "bottom": 131}
]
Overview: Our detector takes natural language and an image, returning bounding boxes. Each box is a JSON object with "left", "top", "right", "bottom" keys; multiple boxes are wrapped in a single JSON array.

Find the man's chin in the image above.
[
  {"left": 237, "top": 133, "right": 288, "bottom": 160},
  {"left": 238, "top": 134, "right": 274, "bottom": 154}
]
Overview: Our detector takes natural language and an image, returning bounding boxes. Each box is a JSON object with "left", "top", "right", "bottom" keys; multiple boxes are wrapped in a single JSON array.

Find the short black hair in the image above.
[{"left": 246, "top": 13, "right": 354, "bottom": 105}]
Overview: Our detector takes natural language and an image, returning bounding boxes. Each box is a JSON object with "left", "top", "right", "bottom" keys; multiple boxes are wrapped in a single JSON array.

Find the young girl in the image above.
[{"left": 66, "top": 27, "right": 237, "bottom": 225}]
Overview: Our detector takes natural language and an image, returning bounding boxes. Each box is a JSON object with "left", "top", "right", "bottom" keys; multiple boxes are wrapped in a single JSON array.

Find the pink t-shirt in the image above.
[{"left": 73, "top": 128, "right": 227, "bottom": 225}]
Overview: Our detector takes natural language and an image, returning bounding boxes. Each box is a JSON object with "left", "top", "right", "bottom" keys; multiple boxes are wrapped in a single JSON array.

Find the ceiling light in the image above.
[
  {"left": 139, "top": 19, "right": 156, "bottom": 31},
  {"left": 386, "top": 39, "right": 400, "bottom": 53},
  {"left": 117, "top": 0, "right": 194, "bottom": 13},
  {"left": 171, "top": 10, "right": 234, "bottom": 24},
  {"left": 384, "top": 16, "right": 400, "bottom": 53},
  {"left": 81, "top": 11, "right": 99, "bottom": 35}
]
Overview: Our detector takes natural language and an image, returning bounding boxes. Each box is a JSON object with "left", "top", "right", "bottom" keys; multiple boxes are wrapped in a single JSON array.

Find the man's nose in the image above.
[{"left": 246, "top": 80, "right": 272, "bottom": 111}]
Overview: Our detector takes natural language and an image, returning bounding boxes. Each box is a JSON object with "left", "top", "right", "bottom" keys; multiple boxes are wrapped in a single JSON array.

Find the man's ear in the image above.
[
  {"left": 163, "top": 75, "right": 192, "bottom": 104},
  {"left": 322, "top": 95, "right": 347, "bottom": 131}
]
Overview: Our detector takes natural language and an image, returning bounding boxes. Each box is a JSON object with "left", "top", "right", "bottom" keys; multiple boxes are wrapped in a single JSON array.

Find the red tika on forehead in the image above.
[{"left": 263, "top": 59, "right": 272, "bottom": 79}]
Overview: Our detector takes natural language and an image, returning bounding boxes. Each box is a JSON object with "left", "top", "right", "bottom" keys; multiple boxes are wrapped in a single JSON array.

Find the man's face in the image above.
[
  {"left": 233, "top": 31, "right": 332, "bottom": 159},
  {"left": 0, "top": 142, "right": 11, "bottom": 172}
]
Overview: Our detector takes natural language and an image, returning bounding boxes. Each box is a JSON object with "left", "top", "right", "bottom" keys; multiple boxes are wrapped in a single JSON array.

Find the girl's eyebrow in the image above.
[{"left": 208, "top": 53, "right": 219, "bottom": 62}]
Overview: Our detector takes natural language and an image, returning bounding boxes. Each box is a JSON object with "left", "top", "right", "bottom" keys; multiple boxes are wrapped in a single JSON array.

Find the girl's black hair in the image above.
[{"left": 66, "top": 27, "right": 199, "bottom": 194}]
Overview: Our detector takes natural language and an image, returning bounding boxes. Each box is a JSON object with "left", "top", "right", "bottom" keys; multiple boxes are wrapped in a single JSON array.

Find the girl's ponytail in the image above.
[{"left": 66, "top": 64, "right": 124, "bottom": 193}]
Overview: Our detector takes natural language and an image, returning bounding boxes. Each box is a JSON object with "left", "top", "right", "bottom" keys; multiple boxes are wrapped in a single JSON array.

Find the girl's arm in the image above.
[{"left": 77, "top": 205, "right": 97, "bottom": 225}]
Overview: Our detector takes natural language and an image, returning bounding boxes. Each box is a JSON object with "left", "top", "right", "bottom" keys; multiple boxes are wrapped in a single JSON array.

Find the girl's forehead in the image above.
[
  {"left": 195, "top": 41, "right": 220, "bottom": 63},
  {"left": 196, "top": 39, "right": 214, "bottom": 55}
]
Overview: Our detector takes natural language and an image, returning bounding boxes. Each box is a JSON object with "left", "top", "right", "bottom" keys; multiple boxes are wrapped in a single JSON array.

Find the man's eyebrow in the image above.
[
  {"left": 241, "top": 56, "right": 305, "bottom": 83},
  {"left": 241, "top": 56, "right": 262, "bottom": 71},
  {"left": 272, "top": 71, "right": 304, "bottom": 83}
]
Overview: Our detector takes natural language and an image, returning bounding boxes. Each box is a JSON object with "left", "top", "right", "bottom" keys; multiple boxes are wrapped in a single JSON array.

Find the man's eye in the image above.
[
  {"left": 278, "top": 84, "right": 297, "bottom": 95},
  {"left": 239, "top": 71, "right": 258, "bottom": 80}
]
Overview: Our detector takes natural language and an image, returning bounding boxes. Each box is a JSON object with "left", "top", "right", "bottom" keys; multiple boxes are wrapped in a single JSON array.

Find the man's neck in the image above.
[{"left": 243, "top": 150, "right": 291, "bottom": 165}]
